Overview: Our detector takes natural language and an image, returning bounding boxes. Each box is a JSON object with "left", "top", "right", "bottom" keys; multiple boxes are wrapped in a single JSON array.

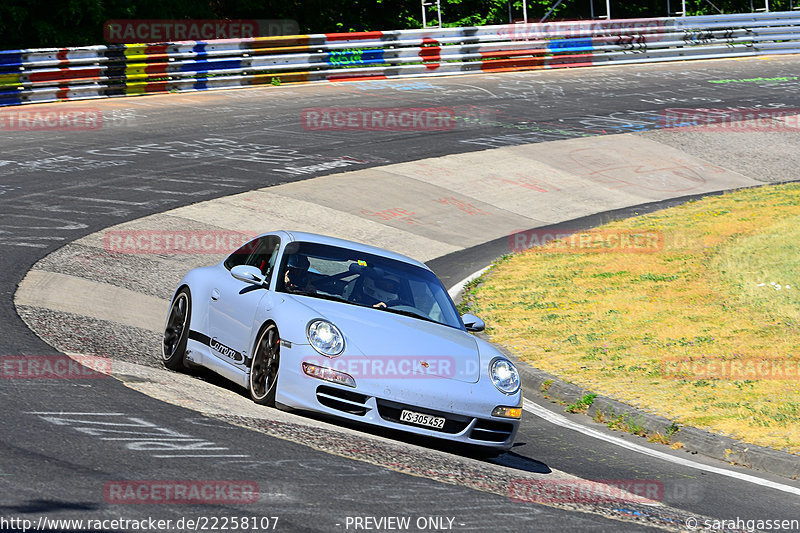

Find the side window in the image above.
[
  {"left": 224, "top": 240, "right": 256, "bottom": 271},
  {"left": 224, "top": 236, "right": 281, "bottom": 285}
]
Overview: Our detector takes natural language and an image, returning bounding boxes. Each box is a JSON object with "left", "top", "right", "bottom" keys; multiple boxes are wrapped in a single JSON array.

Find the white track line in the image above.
[
  {"left": 26, "top": 412, "right": 126, "bottom": 415},
  {"left": 523, "top": 399, "right": 800, "bottom": 497},
  {"left": 448, "top": 266, "right": 491, "bottom": 299},
  {"left": 151, "top": 454, "right": 250, "bottom": 458},
  {"left": 449, "top": 275, "right": 800, "bottom": 496}
]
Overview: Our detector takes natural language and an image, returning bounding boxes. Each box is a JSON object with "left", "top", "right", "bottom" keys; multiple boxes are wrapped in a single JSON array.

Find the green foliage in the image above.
[
  {"left": 666, "top": 421, "right": 680, "bottom": 437},
  {"left": 566, "top": 393, "right": 597, "bottom": 413}
]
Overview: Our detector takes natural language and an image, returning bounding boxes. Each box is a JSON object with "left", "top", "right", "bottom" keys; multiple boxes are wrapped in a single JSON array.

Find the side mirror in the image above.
[
  {"left": 231, "top": 265, "right": 266, "bottom": 286},
  {"left": 461, "top": 313, "right": 485, "bottom": 332}
]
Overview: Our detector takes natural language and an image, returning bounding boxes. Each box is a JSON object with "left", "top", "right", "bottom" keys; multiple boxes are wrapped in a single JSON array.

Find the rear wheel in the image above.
[
  {"left": 162, "top": 289, "right": 191, "bottom": 370},
  {"left": 250, "top": 324, "right": 280, "bottom": 405}
]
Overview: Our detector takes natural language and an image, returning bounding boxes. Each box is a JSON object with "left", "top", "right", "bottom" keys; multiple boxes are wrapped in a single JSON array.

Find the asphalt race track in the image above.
[{"left": 2, "top": 56, "right": 800, "bottom": 532}]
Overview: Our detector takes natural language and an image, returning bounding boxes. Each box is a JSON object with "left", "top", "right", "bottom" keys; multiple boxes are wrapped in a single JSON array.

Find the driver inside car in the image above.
[
  {"left": 283, "top": 254, "right": 315, "bottom": 294},
  {"left": 361, "top": 274, "right": 401, "bottom": 308}
]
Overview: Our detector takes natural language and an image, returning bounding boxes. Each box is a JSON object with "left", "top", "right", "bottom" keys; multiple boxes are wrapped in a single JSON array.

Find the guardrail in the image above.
[{"left": 1, "top": 11, "right": 799, "bottom": 107}]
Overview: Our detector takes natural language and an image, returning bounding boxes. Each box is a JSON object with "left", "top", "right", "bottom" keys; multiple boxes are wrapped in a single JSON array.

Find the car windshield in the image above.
[{"left": 276, "top": 241, "right": 463, "bottom": 329}]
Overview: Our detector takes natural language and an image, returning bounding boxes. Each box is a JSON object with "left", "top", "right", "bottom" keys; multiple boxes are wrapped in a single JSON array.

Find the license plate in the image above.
[{"left": 400, "top": 409, "right": 445, "bottom": 429}]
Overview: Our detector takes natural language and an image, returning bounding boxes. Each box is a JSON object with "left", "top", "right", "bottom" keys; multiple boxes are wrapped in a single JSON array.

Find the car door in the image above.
[{"left": 207, "top": 235, "right": 280, "bottom": 369}]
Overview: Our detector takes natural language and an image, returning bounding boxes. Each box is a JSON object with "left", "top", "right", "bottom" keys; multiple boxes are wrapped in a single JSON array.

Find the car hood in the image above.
[{"left": 289, "top": 295, "right": 480, "bottom": 383}]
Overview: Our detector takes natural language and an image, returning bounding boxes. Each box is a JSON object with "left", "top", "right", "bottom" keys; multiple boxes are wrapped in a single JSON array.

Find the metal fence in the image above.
[{"left": 1, "top": 11, "right": 799, "bottom": 107}]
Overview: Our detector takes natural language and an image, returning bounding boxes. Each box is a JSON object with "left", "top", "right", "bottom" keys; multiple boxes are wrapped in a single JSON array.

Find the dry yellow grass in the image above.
[{"left": 464, "top": 183, "right": 800, "bottom": 453}]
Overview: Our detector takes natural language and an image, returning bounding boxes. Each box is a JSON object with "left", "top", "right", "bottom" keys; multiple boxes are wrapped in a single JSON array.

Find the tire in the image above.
[
  {"left": 249, "top": 323, "right": 280, "bottom": 406},
  {"left": 162, "top": 289, "right": 191, "bottom": 371}
]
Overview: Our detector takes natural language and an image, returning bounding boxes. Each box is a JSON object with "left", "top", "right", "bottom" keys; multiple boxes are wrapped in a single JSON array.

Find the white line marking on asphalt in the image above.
[
  {"left": 523, "top": 398, "right": 800, "bottom": 497},
  {"left": 100, "top": 437, "right": 206, "bottom": 441},
  {"left": 451, "top": 83, "right": 500, "bottom": 98},
  {"left": 25, "top": 412, "right": 126, "bottom": 415},
  {"left": 151, "top": 454, "right": 251, "bottom": 458},
  {"left": 448, "top": 266, "right": 491, "bottom": 299}
]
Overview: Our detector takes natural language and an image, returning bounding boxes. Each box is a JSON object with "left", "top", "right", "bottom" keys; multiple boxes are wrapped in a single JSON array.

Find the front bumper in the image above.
[{"left": 275, "top": 347, "right": 521, "bottom": 451}]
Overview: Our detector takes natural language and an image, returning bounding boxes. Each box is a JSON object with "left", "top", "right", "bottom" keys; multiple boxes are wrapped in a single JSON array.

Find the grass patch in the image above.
[
  {"left": 604, "top": 411, "right": 648, "bottom": 437},
  {"left": 648, "top": 432, "right": 671, "bottom": 445},
  {"left": 566, "top": 393, "right": 597, "bottom": 414},
  {"left": 647, "top": 422, "right": 681, "bottom": 445},
  {"left": 464, "top": 183, "right": 800, "bottom": 453}
]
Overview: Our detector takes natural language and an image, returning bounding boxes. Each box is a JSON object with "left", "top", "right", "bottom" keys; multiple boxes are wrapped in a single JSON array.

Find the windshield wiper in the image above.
[
  {"left": 291, "top": 291, "right": 353, "bottom": 304},
  {"left": 376, "top": 306, "right": 439, "bottom": 325}
]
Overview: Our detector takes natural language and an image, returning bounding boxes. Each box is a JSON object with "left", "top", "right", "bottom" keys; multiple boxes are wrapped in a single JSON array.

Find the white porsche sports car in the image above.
[{"left": 162, "top": 230, "right": 522, "bottom": 451}]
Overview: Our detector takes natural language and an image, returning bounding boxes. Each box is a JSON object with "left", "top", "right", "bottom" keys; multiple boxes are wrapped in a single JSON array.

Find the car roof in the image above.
[{"left": 266, "top": 230, "right": 429, "bottom": 270}]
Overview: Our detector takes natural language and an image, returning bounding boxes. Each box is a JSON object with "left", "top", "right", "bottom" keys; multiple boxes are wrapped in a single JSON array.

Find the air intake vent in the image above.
[
  {"left": 470, "top": 419, "right": 514, "bottom": 442},
  {"left": 316, "top": 385, "right": 369, "bottom": 416}
]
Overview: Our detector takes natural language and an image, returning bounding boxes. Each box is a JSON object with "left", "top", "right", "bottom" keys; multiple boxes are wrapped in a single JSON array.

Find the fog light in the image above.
[
  {"left": 302, "top": 362, "right": 356, "bottom": 388},
  {"left": 492, "top": 406, "right": 522, "bottom": 419}
]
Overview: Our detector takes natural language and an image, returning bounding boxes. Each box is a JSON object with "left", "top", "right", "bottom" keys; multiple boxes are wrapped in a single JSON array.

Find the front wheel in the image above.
[
  {"left": 162, "top": 289, "right": 191, "bottom": 370},
  {"left": 250, "top": 324, "right": 280, "bottom": 406}
]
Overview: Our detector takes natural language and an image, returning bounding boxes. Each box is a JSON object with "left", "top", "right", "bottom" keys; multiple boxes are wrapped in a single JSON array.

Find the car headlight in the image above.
[
  {"left": 307, "top": 320, "right": 344, "bottom": 357},
  {"left": 490, "top": 359, "right": 520, "bottom": 394}
]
